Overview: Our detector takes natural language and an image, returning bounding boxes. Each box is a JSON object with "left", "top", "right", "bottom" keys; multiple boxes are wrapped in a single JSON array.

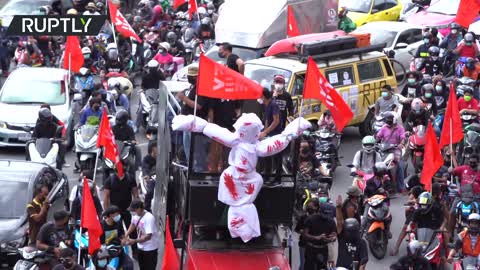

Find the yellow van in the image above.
[{"left": 244, "top": 38, "right": 398, "bottom": 136}]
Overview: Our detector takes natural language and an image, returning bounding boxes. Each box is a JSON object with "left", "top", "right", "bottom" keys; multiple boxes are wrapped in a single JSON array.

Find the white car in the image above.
[{"left": 353, "top": 21, "right": 424, "bottom": 77}]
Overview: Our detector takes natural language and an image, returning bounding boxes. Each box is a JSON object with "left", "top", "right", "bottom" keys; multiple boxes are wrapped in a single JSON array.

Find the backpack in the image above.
[{"left": 359, "top": 150, "right": 377, "bottom": 169}]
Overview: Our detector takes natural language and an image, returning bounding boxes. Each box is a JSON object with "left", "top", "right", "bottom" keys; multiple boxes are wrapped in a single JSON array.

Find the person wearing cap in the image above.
[
  {"left": 83, "top": 2, "right": 100, "bottom": 15},
  {"left": 218, "top": 42, "right": 245, "bottom": 74},
  {"left": 341, "top": 186, "right": 363, "bottom": 225},
  {"left": 272, "top": 74, "right": 294, "bottom": 126},
  {"left": 52, "top": 247, "right": 85, "bottom": 270},
  {"left": 177, "top": 64, "right": 210, "bottom": 170},
  {"left": 124, "top": 201, "right": 160, "bottom": 270}
]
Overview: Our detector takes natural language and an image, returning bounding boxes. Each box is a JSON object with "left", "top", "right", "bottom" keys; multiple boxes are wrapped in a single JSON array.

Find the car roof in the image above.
[
  {"left": 246, "top": 51, "right": 386, "bottom": 73},
  {"left": 9, "top": 67, "right": 68, "bottom": 82},
  {"left": 356, "top": 21, "right": 422, "bottom": 32},
  {"left": 0, "top": 160, "right": 49, "bottom": 183}
]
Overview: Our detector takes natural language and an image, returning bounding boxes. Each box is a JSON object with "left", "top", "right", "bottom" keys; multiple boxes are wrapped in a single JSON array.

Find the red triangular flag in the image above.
[
  {"left": 188, "top": 0, "right": 198, "bottom": 19},
  {"left": 439, "top": 82, "right": 464, "bottom": 147},
  {"left": 160, "top": 216, "right": 180, "bottom": 270},
  {"left": 420, "top": 122, "right": 444, "bottom": 192},
  {"left": 455, "top": 0, "right": 480, "bottom": 28},
  {"left": 63, "top": 36, "right": 84, "bottom": 73},
  {"left": 108, "top": 0, "right": 142, "bottom": 42},
  {"left": 80, "top": 177, "right": 103, "bottom": 255},
  {"left": 303, "top": 56, "right": 353, "bottom": 132},
  {"left": 287, "top": 5, "right": 300, "bottom": 37},
  {"left": 173, "top": 0, "right": 187, "bottom": 9},
  {"left": 96, "top": 110, "right": 124, "bottom": 178},
  {"left": 197, "top": 54, "right": 263, "bottom": 100}
]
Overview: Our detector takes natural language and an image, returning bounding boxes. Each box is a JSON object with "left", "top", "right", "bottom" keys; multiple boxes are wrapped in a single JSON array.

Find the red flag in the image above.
[
  {"left": 420, "top": 122, "right": 444, "bottom": 192},
  {"left": 80, "top": 177, "right": 103, "bottom": 255},
  {"left": 197, "top": 54, "right": 263, "bottom": 100},
  {"left": 63, "top": 36, "right": 84, "bottom": 73},
  {"left": 188, "top": 0, "right": 198, "bottom": 19},
  {"left": 108, "top": 0, "right": 142, "bottom": 42},
  {"left": 302, "top": 56, "right": 353, "bottom": 132},
  {"left": 96, "top": 110, "right": 124, "bottom": 178},
  {"left": 173, "top": 0, "right": 186, "bottom": 9},
  {"left": 439, "top": 82, "right": 464, "bottom": 147},
  {"left": 287, "top": 5, "right": 300, "bottom": 37},
  {"left": 455, "top": 0, "right": 480, "bottom": 28},
  {"left": 160, "top": 216, "right": 180, "bottom": 270}
]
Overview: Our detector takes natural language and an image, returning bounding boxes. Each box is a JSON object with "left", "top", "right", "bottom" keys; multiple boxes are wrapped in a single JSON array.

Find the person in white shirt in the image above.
[
  {"left": 124, "top": 201, "right": 159, "bottom": 270},
  {"left": 83, "top": 2, "right": 101, "bottom": 15}
]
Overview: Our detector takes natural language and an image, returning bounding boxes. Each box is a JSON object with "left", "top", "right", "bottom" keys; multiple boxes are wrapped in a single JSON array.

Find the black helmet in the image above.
[
  {"left": 384, "top": 112, "right": 394, "bottom": 123},
  {"left": 466, "top": 57, "right": 476, "bottom": 70},
  {"left": 166, "top": 32, "right": 177, "bottom": 46},
  {"left": 450, "top": 22, "right": 461, "bottom": 30},
  {"left": 423, "top": 32, "right": 433, "bottom": 39},
  {"left": 343, "top": 218, "right": 360, "bottom": 242},
  {"left": 373, "top": 162, "right": 387, "bottom": 177},
  {"left": 465, "top": 33, "right": 475, "bottom": 42},
  {"left": 38, "top": 108, "right": 53, "bottom": 122},
  {"left": 115, "top": 110, "right": 129, "bottom": 126},
  {"left": 421, "top": 83, "right": 434, "bottom": 94},
  {"left": 428, "top": 46, "right": 440, "bottom": 57}
]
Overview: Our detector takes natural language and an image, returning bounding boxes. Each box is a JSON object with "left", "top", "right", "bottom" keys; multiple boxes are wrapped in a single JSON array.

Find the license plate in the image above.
[{"left": 17, "top": 133, "right": 31, "bottom": 141}]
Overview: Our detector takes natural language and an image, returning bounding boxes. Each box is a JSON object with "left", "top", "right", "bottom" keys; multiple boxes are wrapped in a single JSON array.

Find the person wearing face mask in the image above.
[
  {"left": 218, "top": 42, "right": 245, "bottom": 74},
  {"left": 417, "top": 46, "right": 443, "bottom": 77},
  {"left": 374, "top": 84, "right": 399, "bottom": 116},
  {"left": 153, "top": 42, "right": 173, "bottom": 67},
  {"left": 457, "top": 86, "right": 479, "bottom": 115},
  {"left": 364, "top": 162, "right": 389, "bottom": 199},
  {"left": 272, "top": 74, "right": 294, "bottom": 126},
  {"left": 86, "top": 248, "right": 113, "bottom": 270},
  {"left": 404, "top": 98, "right": 429, "bottom": 133},
  {"left": 447, "top": 213, "right": 480, "bottom": 263},
  {"left": 432, "top": 77, "right": 448, "bottom": 111},
  {"left": 79, "top": 97, "right": 104, "bottom": 126},
  {"left": 440, "top": 23, "right": 463, "bottom": 52},
  {"left": 298, "top": 137, "right": 319, "bottom": 180},
  {"left": 454, "top": 32, "right": 480, "bottom": 59},
  {"left": 335, "top": 211, "right": 369, "bottom": 270},
  {"left": 419, "top": 83, "right": 437, "bottom": 116},
  {"left": 295, "top": 199, "right": 320, "bottom": 270},
  {"left": 53, "top": 248, "right": 84, "bottom": 270},
  {"left": 462, "top": 57, "right": 480, "bottom": 80},
  {"left": 450, "top": 154, "right": 480, "bottom": 195},
  {"left": 415, "top": 32, "right": 433, "bottom": 59},
  {"left": 352, "top": 135, "right": 381, "bottom": 175},
  {"left": 101, "top": 206, "right": 134, "bottom": 270},
  {"left": 402, "top": 72, "right": 422, "bottom": 98},
  {"left": 206, "top": 2, "right": 218, "bottom": 24}
]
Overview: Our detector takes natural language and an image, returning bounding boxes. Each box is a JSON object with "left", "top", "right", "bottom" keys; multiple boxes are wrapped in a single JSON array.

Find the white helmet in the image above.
[
  {"left": 81, "top": 47, "right": 91, "bottom": 54},
  {"left": 469, "top": 213, "right": 480, "bottom": 222},
  {"left": 106, "top": 43, "right": 117, "bottom": 51},
  {"left": 107, "top": 78, "right": 120, "bottom": 90},
  {"left": 147, "top": 59, "right": 159, "bottom": 68},
  {"left": 79, "top": 67, "right": 89, "bottom": 76},
  {"left": 197, "top": 7, "right": 207, "bottom": 15},
  {"left": 158, "top": 42, "right": 170, "bottom": 52}
]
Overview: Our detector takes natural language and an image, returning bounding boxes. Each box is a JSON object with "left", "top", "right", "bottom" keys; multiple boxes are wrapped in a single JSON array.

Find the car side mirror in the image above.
[
  {"left": 371, "top": 8, "right": 379, "bottom": 13},
  {"left": 395, "top": 43, "right": 408, "bottom": 50},
  {"left": 173, "top": 239, "right": 186, "bottom": 249}
]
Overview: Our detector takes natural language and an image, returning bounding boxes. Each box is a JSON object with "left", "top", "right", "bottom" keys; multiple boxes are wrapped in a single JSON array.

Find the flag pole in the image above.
[
  {"left": 68, "top": 53, "right": 71, "bottom": 83},
  {"left": 298, "top": 98, "right": 304, "bottom": 131},
  {"left": 92, "top": 149, "right": 100, "bottom": 184},
  {"left": 450, "top": 117, "right": 454, "bottom": 183},
  {"left": 77, "top": 227, "right": 82, "bottom": 265}
]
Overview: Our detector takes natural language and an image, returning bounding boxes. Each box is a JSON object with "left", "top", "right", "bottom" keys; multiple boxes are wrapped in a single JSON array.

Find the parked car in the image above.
[
  {"left": 0, "top": 67, "right": 74, "bottom": 147},
  {"left": 0, "top": 160, "right": 69, "bottom": 268},
  {"left": 406, "top": 0, "right": 459, "bottom": 37},
  {"left": 339, "top": 0, "right": 403, "bottom": 26},
  {"left": 353, "top": 21, "right": 423, "bottom": 76}
]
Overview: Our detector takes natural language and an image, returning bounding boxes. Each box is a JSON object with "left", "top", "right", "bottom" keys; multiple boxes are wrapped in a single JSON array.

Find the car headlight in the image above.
[{"left": 0, "top": 121, "right": 6, "bottom": 129}]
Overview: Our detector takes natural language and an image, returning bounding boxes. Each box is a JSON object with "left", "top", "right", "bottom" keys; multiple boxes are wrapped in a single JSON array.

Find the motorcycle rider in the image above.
[
  {"left": 104, "top": 44, "right": 125, "bottom": 74},
  {"left": 392, "top": 192, "right": 445, "bottom": 256},
  {"left": 166, "top": 31, "right": 185, "bottom": 57},
  {"left": 79, "top": 97, "right": 104, "bottom": 126},
  {"left": 415, "top": 32, "right": 434, "bottom": 59},
  {"left": 52, "top": 247, "right": 84, "bottom": 270},
  {"left": 197, "top": 17, "right": 215, "bottom": 42},
  {"left": 462, "top": 57, "right": 480, "bottom": 80},
  {"left": 86, "top": 247, "right": 113, "bottom": 270},
  {"left": 141, "top": 59, "right": 166, "bottom": 89},
  {"left": 432, "top": 77, "right": 448, "bottom": 111},
  {"left": 457, "top": 86, "right": 479, "bottom": 115},
  {"left": 147, "top": 5, "right": 170, "bottom": 28},
  {"left": 107, "top": 78, "right": 130, "bottom": 113},
  {"left": 352, "top": 135, "right": 381, "bottom": 175},
  {"left": 419, "top": 83, "right": 437, "bottom": 116},
  {"left": 390, "top": 240, "right": 432, "bottom": 270},
  {"left": 450, "top": 154, "right": 480, "bottom": 195},
  {"left": 31, "top": 108, "right": 64, "bottom": 169},
  {"left": 440, "top": 22, "right": 463, "bottom": 52},
  {"left": 405, "top": 98, "right": 430, "bottom": 133},
  {"left": 112, "top": 110, "right": 139, "bottom": 179},
  {"left": 364, "top": 162, "right": 390, "bottom": 199},
  {"left": 417, "top": 46, "right": 443, "bottom": 77},
  {"left": 153, "top": 42, "right": 173, "bottom": 69},
  {"left": 374, "top": 85, "right": 399, "bottom": 116},
  {"left": 206, "top": 2, "right": 219, "bottom": 24},
  {"left": 81, "top": 47, "right": 95, "bottom": 71},
  {"left": 402, "top": 71, "right": 422, "bottom": 98},
  {"left": 337, "top": 7, "right": 356, "bottom": 33},
  {"left": 447, "top": 213, "right": 480, "bottom": 263},
  {"left": 454, "top": 32, "right": 480, "bottom": 59}
]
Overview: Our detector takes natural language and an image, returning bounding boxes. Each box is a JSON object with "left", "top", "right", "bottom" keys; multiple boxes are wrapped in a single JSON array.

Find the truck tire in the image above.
[{"left": 359, "top": 110, "right": 374, "bottom": 137}]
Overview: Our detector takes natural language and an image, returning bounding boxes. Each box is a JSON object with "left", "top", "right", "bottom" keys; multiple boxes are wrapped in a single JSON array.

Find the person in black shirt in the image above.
[
  {"left": 112, "top": 109, "right": 139, "bottom": 180},
  {"left": 141, "top": 59, "right": 166, "bottom": 90},
  {"left": 70, "top": 180, "right": 103, "bottom": 222},
  {"left": 417, "top": 46, "right": 443, "bottom": 77},
  {"left": 390, "top": 240, "right": 432, "bottom": 270},
  {"left": 142, "top": 141, "right": 157, "bottom": 212},
  {"left": 37, "top": 210, "right": 72, "bottom": 267},
  {"left": 272, "top": 74, "right": 294, "bottom": 128},
  {"left": 30, "top": 108, "right": 64, "bottom": 169},
  {"left": 295, "top": 199, "right": 320, "bottom": 270},
  {"left": 303, "top": 199, "right": 337, "bottom": 270},
  {"left": 218, "top": 42, "right": 244, "bottom": 74},
  {"left": 177, "top": 64, "right": 209, "bottom": 169},
  {"left": 52, "top": 247, "right": 85, "bottom": 270}
]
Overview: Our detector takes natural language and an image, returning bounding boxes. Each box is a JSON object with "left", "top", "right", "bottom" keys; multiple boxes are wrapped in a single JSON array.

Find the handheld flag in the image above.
[
  {"left": 173, "top": 0, "right": 187, "bottom": 9},
  {"left": 302, "top": 56, "right": 353, "bottom": 131},
  {"left": 108, "top": 0, "right": 142, "bottom": 42},
  {"left": 439, "top": 82, "right": 464, "bottom": 147},
  {"left": 97, "top": 110, "right": 124, "bottom": 178},
  {"left": 160, "top": 216, "right": 180, "bottom": 270},
  {"left": 420, "top": 122, "right": 444, "bottom": 192},
  {"left": 455, "top": 0, "right": 480, "bottom": 28},
  {"left": 287, "top": 5, "right": 300, "bottom": 37},
  {"left": 197, "top": 54, "right": 263, "bottom": 100},
  {"left": 63, "top": 36, "right": 84, "bottom": 73},
  {"left": 80, "top": 177, "right": 103, "bottom": 255},
  {"left": 188, "top": 0, "right": 198, "bottom": 19}
]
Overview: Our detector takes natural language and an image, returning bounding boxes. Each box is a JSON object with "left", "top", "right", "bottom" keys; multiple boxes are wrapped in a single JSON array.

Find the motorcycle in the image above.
[
  {"left": 181, "top": 27, "right": 196, "bottom": 64},
  {"left": 455, "top": 77, "right": 477, "bottom": 98},
  {"left": 294, "top": 180, "right": 331, "bottom": 218},
  {"left": 458, "top": 122, "right": 480, "bottom": 165},
  {"left": 13, "top": 246, "right": 51, "bottom": 270},
  {"left": 74, "top": 125, "right": 100, "bottom": 172},
  {"left": 313, "top": 128, "right": 340, "bottom": 178},
  {"left": 453, "top": 255, "right": 480, "bottom": 270},
  {"left": 104, "top": 140, "right": 136, "bottom": 176},
  {"left": 407, "top": 125, "right": 426, "bottom": 173},
  {"left": 27, "top": 138, "right": 61, "bottom": 168},
  {"left": 347, "top": 164, "right": 374, "bottom": 193},
  {"left": 365, "top": 194, "right": 391, "bottom": 259},
  {"left": 460, "top": 113, "right": 479, "bottom": 130},
  {"left": 407, "top": 228, "right": 444, "bottom": 267},
  {"left": 138, "top": 88, "right": 160, "bottom": 133}
]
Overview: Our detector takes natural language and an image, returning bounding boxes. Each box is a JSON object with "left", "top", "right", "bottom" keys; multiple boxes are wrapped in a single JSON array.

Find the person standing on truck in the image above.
[
  {"left": 218, "top": 42, "right": 245, "bottom": 74},
  {"left": 272, "top": 74, "right": 294, "bottom": 124},
  {"left": 337, "top": 7, "right": 356, "bottom": 33}
]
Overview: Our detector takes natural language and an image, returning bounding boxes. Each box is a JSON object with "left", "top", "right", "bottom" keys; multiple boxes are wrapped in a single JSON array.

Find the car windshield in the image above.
[
  {"left": 244, "top": 64, "right": 292, "bottom": 89},
  {"left": 0, "top": 180, "right": 29, "bottom": 219},
  {"left": 356, "top": 28, "right": 398, "bottom": 47},
  {"left": 0, "top": 79, "right": 66, "bottom": 105},
  {"left": 191, "top": 225, "right": 282, "bottom": 250},
  {"left": 340, "top": 0, "right": 371, "bottom": 13},
  {"left": 426, "top": 0, "right": 459, "bottom": 15},
  {"left": 0, "top": 0, "right": 50, "bottom": 15}
]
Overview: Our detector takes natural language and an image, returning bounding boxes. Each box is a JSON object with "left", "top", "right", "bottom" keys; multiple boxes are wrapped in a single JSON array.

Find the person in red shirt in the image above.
[
  {"left": 462, "top": 57, "right": 480, "bottom": 80},
  {"left": 450, "top": 154, "right": 480, "bottom": 195},
  {"left": 454, "top": 33, "right": 480, "bottom": 59},
  {"left": 457, "top": 87, "right": 479, "bottom": 115}
]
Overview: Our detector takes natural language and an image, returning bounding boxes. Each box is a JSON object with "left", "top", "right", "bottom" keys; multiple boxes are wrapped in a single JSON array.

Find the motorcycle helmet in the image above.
[
  {"left": 201, "top": 17, "right": 212, "bottom": 26},
  {"left": 106, "top": 43, "right": 118, "bottom": 61},
  {"left": 468, "top": 213, "right": 480, "bottom": 235},
  {"left": 418, "top": 191, "right": 432, "bottom": 211},
  {"left": 96, "top": 1, "right": 104, "bottom": 10},
  {"left": 38, "top": 108, "right": 53, "bottom": 123},
  {"left": 147, "top": 59, "right": 159, "bottom": 69},
  {"left": 197, "top": 7, "right": 207, "bottom": 19},
  {"left": 407, "top": 240, "right": 423, "bottom": 257},
  {"left": 338, "top": 6, "right": 348, "bottom": 17},
  {"left": 421, "top": 83, "right": 434, "bottom": 97},
  {"left": 166, "top": 32, "right": 177, "bottom": 46},
  {"left": 384, "top": 112, "right": 395, "bottom": 125},
  {"left": 92, "top": 247, "right": 110, "bottom": 268},
  {"left": 373, "top": 162, "right": 387, "bottom": 177},
  {"left": 81, "top": 47, "right": 91, "bottom": 59},
  {"left": 38, "top": 5, "right": 51, "bottom": 15},
  {"left": 450, "top": 22, "right": 461, "bottom": 30},
  {"left": 107, "top": 78, "right": 120, "bottom": 90},
  {"left": 115, "top": 109, "right": 129, "bottom": 126},
  {"left": 411, "top": 98, "right": 425, "bottom": 115},
  {"left": 465, "top": 33, "right": 475, "bottom": 43},
  {"left": 361, "top": 135, "right": 376, "bottom": 153},
  {"left": 79, "top": 67, "right": 90, "bottom": 77},
  {"left": 153, "top": 5, "right": 163, "bottom": 15},
  {"left": 66, "top": 8, "right": 78, "bottom": 15},
  {"left": 158, "top": 42, "right": 170, "bottom": 53},
  {"left": 207, "top": 2, "right": 215, "bottom": 14},
  {"left": 428, "top": 46, "right": 440, "bottom": 58},
  {"left": 463, "top": 85, "right": 474, "bottom": 96},
  {"left": 466, "top": 57, "right": 476, "bottom": 70},
  {"left": 343, "top": 218, "right": 360, "bottom": 242},
  {"left": 110, "top": 89, "right": 119, "bottom": 101}
]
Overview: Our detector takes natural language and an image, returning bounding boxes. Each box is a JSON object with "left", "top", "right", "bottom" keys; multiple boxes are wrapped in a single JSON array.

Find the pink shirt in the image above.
[
  {"left": 153, "top": 53, "right": 173, "bottom": 65},
  {"left": 376, "top": 125, "right": 406, "bottom": 145}
]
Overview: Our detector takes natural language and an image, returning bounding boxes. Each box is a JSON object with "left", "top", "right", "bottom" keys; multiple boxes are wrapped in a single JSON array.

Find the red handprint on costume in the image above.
[
  {"left": 224, "top": 173, "right": 238, "bottom": 200},
  {"left": 245, "top": 184, "right": 255, "bottom": 195}
]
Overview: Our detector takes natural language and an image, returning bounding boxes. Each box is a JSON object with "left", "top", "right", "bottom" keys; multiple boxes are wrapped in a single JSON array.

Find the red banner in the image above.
[
  {"left": 96, "top": 110, "right": 124, "bottom": 178},
  {"left": 455, "top": 0, "right": 480, "bottom": 28},
  {"left": 108, "top": 0, "right": 142, "bottom": 42},
  {"left": 302, "top": 56, "right": 353, "bottom": 131},
  {"left": 440, "top": 82, "right": 464, "bottom": 147},
  {"left": 420, "top": 122, "right": 444, "bottom": 192},
  {"left": 63, "top": 36, "right": 84, "bottom": 73},
  {"left": 287, "top": 5, "right": 300, "bottom": 37},
  {"left": 197, "top": 54, "right": 263, "bottom": 100},
  {"left": 80, "top": 177, "right": 103, "bottom": 255}
]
